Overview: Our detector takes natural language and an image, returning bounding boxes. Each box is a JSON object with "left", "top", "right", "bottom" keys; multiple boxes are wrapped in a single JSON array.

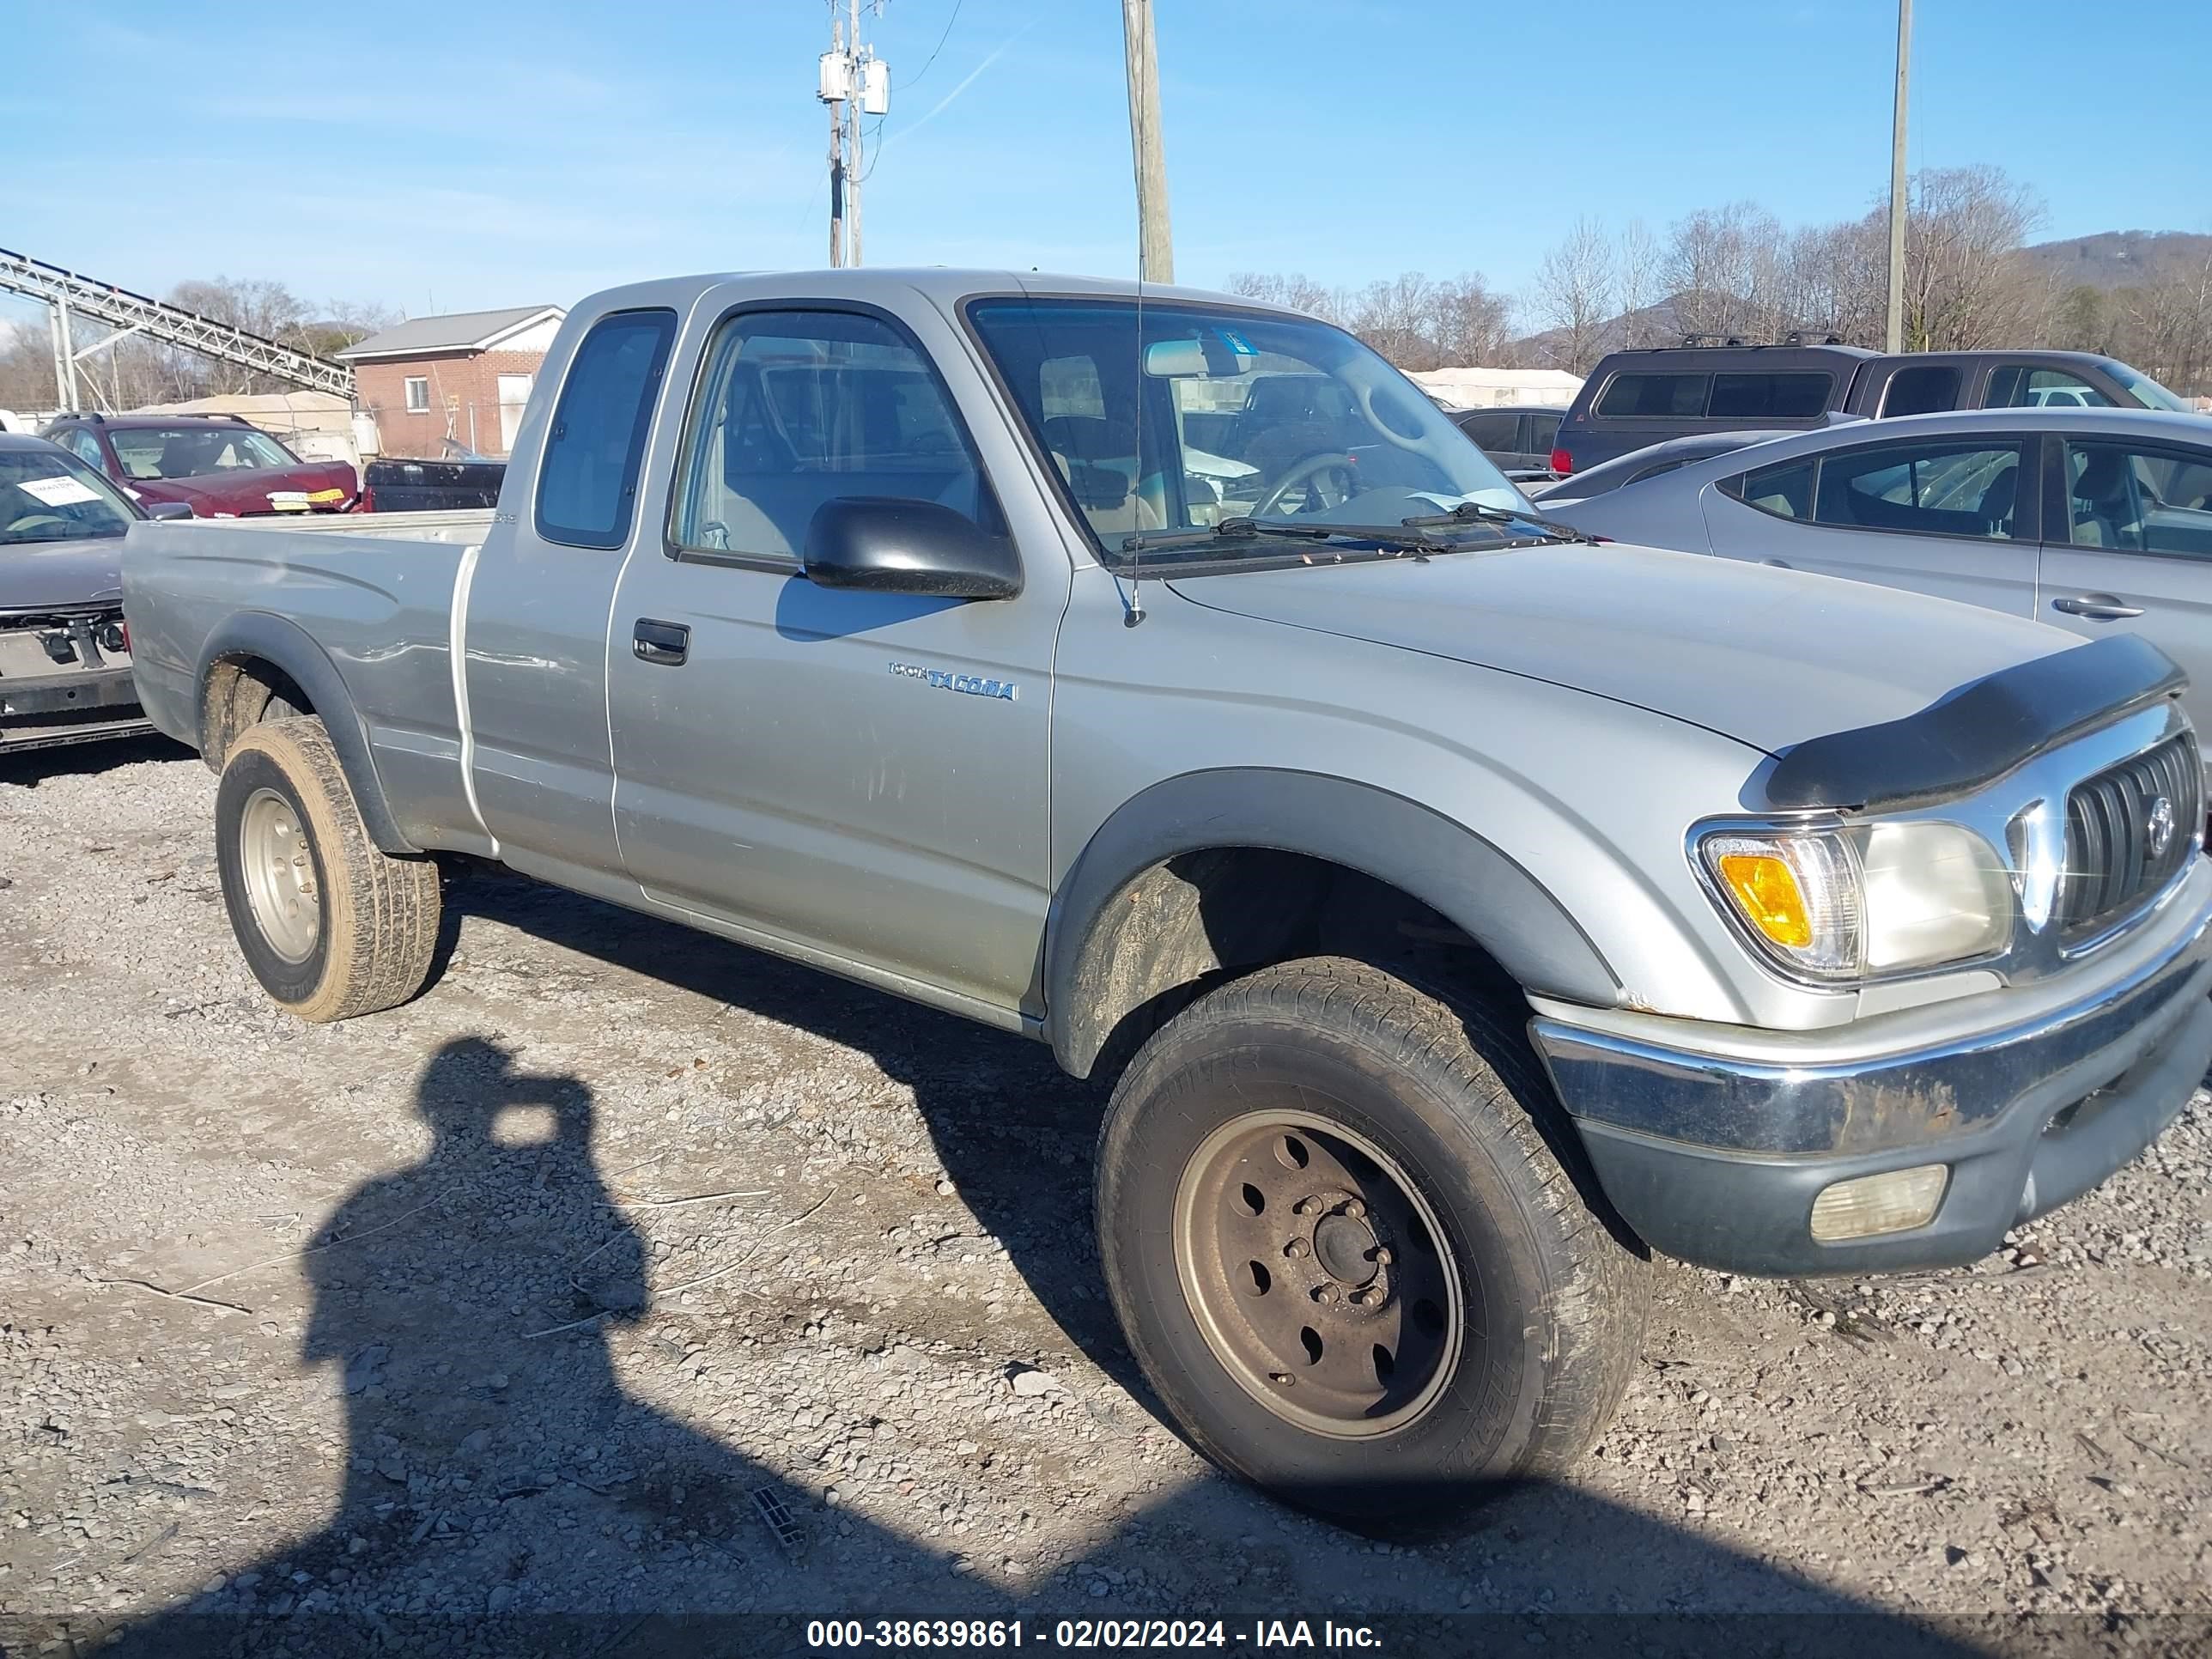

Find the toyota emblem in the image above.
[{"left": 2148, "top": 795, "right": 2176, "bottom": 859}]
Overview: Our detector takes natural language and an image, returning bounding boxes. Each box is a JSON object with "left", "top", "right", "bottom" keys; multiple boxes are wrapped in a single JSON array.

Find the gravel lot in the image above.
[{"left": 3, "top": 738, "right": 2211, "bottom": 1656}]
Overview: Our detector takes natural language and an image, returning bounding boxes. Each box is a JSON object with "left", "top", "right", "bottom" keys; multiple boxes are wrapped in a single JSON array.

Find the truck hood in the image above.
[
  {"left": 1164, "top": 539, "right": 2075, "bottom": 757},
  {"left": 0, "top": 538, "right": 126, "bottom": 614}
]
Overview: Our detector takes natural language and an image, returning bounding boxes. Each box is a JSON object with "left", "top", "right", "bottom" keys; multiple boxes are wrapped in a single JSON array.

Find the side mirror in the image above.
[
  {"left": 143, "top": 501, "right": 194, "bottom": 521},
  {"left": 802, "top": 497, "right": 1022, "bottom": 599}
]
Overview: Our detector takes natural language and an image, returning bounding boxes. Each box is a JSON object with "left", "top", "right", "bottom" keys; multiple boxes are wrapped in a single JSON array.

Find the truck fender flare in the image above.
[
  {"left": 195, "top": 611, "right": 417, "bottom": 856},
  {"left": 1043, "top": 768, "right": 1620, "bottom": 1077}
]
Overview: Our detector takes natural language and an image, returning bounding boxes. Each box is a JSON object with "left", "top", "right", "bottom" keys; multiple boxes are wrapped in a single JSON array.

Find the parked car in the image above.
[
  {"left": 121, "top": 270, "right": 2212, "bottom": 1530},
  {"left": 1552, "top": 342, "right": 2197, "bottom": 473},
  {"left": 1, "top": 433, "right": 185, "bottom": 754},
  {"left": 1530, "top": 428, "right": 1796, "bottom": 507},
  {"left": 1544, "top": 406, "right": 2212, "bottom": 775},
  {"left": 40, "top": 412, "right": 358, "bottom": 518},
  {"left": 1449, "top": 404, "right": 1566, "bottom": 474}
]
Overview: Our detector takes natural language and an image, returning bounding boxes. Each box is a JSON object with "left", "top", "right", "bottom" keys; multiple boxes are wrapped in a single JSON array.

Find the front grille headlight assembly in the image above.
[{"left": 1697, "top": 820, "right": 2013, "bottom": 982}]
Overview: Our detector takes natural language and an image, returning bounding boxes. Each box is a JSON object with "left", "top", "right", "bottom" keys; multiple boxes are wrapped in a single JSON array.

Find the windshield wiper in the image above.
[
  {"left": 1399, "top": 500, "right": 1596, "bottom": 544},
  {"left": 1118, "top": 517, "right": 1448, "bottom": 558}
]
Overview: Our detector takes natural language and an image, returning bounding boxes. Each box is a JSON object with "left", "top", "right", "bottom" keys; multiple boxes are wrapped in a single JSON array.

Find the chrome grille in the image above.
[{"left": 2058, "top": 732, "right": 2202, "bottom": 938}]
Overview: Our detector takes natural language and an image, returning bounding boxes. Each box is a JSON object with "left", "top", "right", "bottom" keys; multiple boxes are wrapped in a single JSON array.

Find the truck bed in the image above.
[{"left": 120, "top": 514, "right": 481, "bottom": 849}]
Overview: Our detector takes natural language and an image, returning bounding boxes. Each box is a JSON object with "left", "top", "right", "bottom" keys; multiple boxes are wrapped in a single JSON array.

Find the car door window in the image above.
[
  {"left": 2065, "top": 441, "right": 2212, "bottom": 556},
  {"left": 57, "top": 429, "right": 106, "bottom": 469},
  {"left": 669, "top": 308, "right": 994, "bottom": 563},
  {"left": 1527, "top": 411, "right": 1562, "bottom": 454},
  {"left": 1879, "top": 365, "right": 1962, "bottom": 417},
  {"left": 1985, "top": 365, "right": 2112, "bottom": 409},
  {"left": 1812, "top": 441, "right": 2026, "bottom": 540},
  {"left": 534, "top": 308, "right": 677, "bottom": 550},
  {"left": 1457, "top": 410, "right": 1520, "bottom": 452}
]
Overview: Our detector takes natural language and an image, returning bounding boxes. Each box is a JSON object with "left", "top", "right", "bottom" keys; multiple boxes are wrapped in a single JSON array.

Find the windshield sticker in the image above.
[
  {"left": 1216, "top": 328, "right": 1257, "bottom": 358},
  {"left": 18, "top": 475, "right": 102, "bottom": 507}
]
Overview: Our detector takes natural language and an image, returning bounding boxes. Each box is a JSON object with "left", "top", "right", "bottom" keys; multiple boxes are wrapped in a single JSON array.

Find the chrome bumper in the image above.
[{"left": 1530, "top": 869, "right": 2212, "bottom": 1276}]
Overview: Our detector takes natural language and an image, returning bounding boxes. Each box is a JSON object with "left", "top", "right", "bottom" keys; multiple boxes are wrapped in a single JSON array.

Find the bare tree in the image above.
[
  {"left": 1530, "top": 218, "right": 1615, "bottom": 373},
  {"left": 1428, "top": 273, "right": 1513, "bottom": 366},
  {"left": 1224, "top": 271, "right": 1346, "bottom": 324},
  {"left": 1899, "top": 165, "right": 2048, "bottom": 350},
  {"left": 1612, "top": 220, "right": 1666, "bottom": 347}
]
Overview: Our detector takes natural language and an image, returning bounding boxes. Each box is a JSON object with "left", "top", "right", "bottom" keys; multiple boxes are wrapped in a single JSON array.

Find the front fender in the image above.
[
  {"left": 195, "top": 611, "right": 416, "bottom": 855},
  {"left": 1044, "top": 767, "right": 1620, "bottom": 1076}
]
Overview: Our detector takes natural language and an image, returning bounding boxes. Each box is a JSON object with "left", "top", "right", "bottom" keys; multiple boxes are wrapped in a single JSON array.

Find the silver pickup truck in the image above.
[{"left": 121, "top": 270, "right": 2212, "bottom": 1530}]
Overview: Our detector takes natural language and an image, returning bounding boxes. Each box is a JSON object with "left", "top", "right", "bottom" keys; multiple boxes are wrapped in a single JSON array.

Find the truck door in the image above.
[
  {"left": 603, "top": 299, "right": 1063, "bottom": 1016},
  {"left": 461, "top": 306, "right": 678, "bottom": 892}
]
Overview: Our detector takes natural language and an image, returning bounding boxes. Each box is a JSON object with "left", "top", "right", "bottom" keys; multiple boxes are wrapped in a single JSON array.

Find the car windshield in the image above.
[
  {"left": 2106, "top": 361, "right": 2193, "bottom": 415},
  {"left": 0, "top": 448, "right": 137, "bottom": 545},
  {"left": 966, "top": 295, "right": 1531, "bottom": 566},
  {"left": 108, "top": 424, "right": 298, "bottom": 480}
]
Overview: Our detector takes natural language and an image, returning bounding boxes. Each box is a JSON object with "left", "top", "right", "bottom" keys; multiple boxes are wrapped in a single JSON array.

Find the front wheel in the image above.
[{"left": 1096, "top": 957, "right": 1649, "bottom": 1531}]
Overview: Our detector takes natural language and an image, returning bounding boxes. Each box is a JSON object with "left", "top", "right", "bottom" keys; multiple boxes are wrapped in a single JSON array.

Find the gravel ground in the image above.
[{"left": 3, "top": 738, "right": 2211, "bottom": 1657}]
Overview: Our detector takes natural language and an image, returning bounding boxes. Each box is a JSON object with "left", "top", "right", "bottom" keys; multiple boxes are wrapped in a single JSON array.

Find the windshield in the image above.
[
  {"left": 2106, "top": 360, "right": 2193, "bottom": 415},
  {"left": 1, "top": 448, "right": 137, "bottom": 545},
  {"left": 967, "top": 296, "right": 1529, "bottom": 563},
  {"left": 108, "top": 424, "right": 299, "bottom": 480}
]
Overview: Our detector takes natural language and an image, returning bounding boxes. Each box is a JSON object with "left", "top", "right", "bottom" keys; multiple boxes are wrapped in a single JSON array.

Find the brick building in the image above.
[{"left": 337, "top": 305, "right": 565, "bottom": 459}]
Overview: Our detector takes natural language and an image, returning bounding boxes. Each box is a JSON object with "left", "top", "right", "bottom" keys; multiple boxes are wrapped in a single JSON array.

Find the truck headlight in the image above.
[{"left": 1698, "top": 821, "right": 2011, "bottom": 981}]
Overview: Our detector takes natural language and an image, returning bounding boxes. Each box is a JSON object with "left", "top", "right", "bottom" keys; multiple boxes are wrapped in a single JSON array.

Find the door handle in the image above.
[
  {"left": 632, "top": 617, "right": 690, "bottom": 665},
  {"left": 2051, "top": 594, "right": 2144, "bottom": 621},
  {"left": 1759, "top": 557, "right": 1793, "bottom": 568}
]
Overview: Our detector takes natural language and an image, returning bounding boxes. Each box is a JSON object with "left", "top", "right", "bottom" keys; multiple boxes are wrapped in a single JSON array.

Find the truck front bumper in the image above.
[
  {"left": 0, "top": 664, "right": 153, "bottom": 753},
  {"left": 1529, "top": 871, "right": 2212, "bottom": 1277}
]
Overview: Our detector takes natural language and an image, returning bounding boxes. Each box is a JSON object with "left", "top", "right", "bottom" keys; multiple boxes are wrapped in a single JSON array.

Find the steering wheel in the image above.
[
  {"left": 1252, "top": 451, "right": 1356, "bottom": 520},
  {"left": 2, "top": 512, "right": 70, "bottom": 538}
]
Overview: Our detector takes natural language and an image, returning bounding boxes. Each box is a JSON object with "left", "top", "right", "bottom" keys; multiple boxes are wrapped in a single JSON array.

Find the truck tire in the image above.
[
  {"left": 1096, "top": 956, "right": 1649, "bottom": 1532},
  {"left": 214, "top": 716, "right": 441, "bottom": 1023}
]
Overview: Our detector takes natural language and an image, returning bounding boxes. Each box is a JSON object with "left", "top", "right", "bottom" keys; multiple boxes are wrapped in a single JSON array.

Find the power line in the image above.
[{"left": 902, "top": 0, "right": 963, "bottom": 89}]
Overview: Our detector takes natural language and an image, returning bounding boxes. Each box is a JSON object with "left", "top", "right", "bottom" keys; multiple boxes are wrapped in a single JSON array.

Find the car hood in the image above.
[
  {"left": 132, "top": 461, "right": 357, "bottom": 515},
  {"left": 0, "top": 538, "right": 127, "bottom": 614},
  {"left": 1164, "top": 539, "right": 2077, "bottom": 757}
]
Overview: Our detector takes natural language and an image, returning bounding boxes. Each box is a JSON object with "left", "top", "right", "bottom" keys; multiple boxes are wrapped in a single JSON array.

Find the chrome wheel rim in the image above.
[
  {"left": 1173, "top": 1109, "right": 1464, "bottom": 1438},
  {"left": 239, "top": 787, "right": 319, "bottom": 963}
]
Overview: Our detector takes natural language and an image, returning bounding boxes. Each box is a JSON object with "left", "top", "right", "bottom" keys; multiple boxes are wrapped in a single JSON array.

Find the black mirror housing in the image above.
[
  {"left": 803, "top": 497, "right": 1021, "bottom": 599},
  {"left": 143, "top": 501, "right": 194, "bottom": 521}
]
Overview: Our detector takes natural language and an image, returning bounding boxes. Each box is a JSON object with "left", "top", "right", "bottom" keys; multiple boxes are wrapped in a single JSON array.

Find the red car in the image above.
[{"left": 38, "top": 412, "right": 357, "bottom": 518}]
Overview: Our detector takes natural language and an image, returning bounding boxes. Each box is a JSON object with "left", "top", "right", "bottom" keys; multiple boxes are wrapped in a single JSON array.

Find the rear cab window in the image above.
[{"left": 535, "top": 308, "right": 678, "bottom": 550}]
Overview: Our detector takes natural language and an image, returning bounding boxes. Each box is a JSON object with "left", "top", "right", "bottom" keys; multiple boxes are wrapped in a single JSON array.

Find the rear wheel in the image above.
[
  {"left": 1097, "top": 957, "right": 1649, "bottom": 1531},
  {"left": 215, "top": 717, "right": 441, "bottom": 1022}
]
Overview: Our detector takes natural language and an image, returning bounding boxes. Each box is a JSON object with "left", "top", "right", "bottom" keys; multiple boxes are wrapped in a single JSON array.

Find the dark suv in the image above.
[
  {"left": 39, "top": 413, "right": 358, "bottom": 518},
  {"left": 1552, "top": 343, "right": 2196, "bottom": 473}
]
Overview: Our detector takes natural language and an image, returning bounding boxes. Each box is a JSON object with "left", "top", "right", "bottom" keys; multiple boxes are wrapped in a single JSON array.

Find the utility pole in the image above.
[
  {"left": 818, "top": 2, "right": 890, "bottom": 269},
  {"left": 1121, "top": 0, "right": 1173, "bottom": 284},
  {"left": 849, "top": 0, "right": 865, "bottom": 269},
  {"left": 1884, "top": 0, "right": 1911, "bottom": 354},
  {"left": 828, "top": 14, "right": 846, "bottom": 268}
]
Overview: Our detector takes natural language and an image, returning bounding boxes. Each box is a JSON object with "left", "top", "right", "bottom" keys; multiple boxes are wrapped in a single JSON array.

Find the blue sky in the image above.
[{"left": 3, "top": 0, "right": 2208, "bottom": 329}]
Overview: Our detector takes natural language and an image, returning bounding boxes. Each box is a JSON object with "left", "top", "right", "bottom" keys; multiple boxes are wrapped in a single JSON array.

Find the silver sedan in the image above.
[{"left": 1547, "top": 406, "right": 2212, "bottom": 756}]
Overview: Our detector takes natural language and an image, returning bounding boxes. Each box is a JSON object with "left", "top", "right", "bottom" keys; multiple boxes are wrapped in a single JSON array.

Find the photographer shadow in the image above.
[{"left": 88, "top": 1036, "right": 986, "bottom": 1658}]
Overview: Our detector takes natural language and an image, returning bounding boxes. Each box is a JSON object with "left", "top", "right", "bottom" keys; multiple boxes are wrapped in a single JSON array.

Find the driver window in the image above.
[{"left": 670, "top": 309, "right": 994, "bottom": 563}]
